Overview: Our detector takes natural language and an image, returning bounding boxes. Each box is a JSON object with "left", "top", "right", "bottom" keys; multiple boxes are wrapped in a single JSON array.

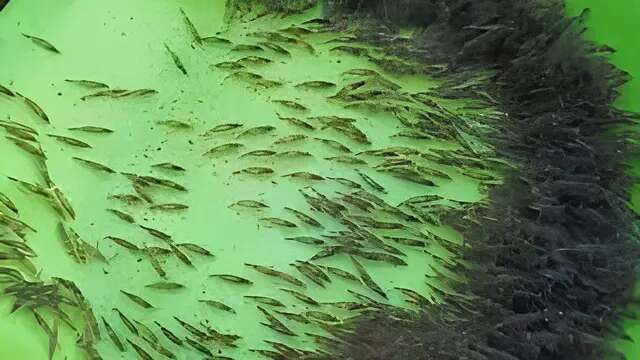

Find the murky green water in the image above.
[{"left": 0, "top": 1, "right": 503, "bottom": 359}]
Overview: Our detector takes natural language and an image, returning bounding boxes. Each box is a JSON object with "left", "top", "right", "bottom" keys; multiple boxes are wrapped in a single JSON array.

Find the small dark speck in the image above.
[
  {"left": 156, "top": 147, "right": 161, "bottom": 151},
  {"left": 202, "top": 290, "right": 205, "bottom": 294},
  {"left": 188, "top": 140, "right": 194, "bottom": 145},
  {"left": 130, "top": 17, "right": 134, "bottom": 20},
  {"left": 57, "top": 92, "right": 62, "bottom": 96},
  {"left": 137, "top": 258, "right": 143, "bottom": 262},
  {"left": 337, "top": 60, "right": 342, "bottom": 63},
  {"left": 121, "top": 32, "right": 126, "bottom": 36},
  {"left": 90, "top": 222, "right": 95, "bottom": 226}
]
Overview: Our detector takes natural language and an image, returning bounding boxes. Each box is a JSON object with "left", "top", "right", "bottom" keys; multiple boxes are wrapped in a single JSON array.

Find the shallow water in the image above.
[{"left": 0, "top": 1, "right": 502, "bottom": 359}]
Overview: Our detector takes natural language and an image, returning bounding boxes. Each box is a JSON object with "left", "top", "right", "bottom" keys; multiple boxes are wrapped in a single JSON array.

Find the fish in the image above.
[
  {"left": 291, "top": 261, "right": 328, "bottom": 287},
  {"left": 173, "top": 317, "right": 208, "bottom": 338},
  {"left": 139, "top": 225, "right": 172, "bottom": 241},
  {"left": 239, "top": 149, "right": 276, "bottom": 158},
  {"left": 138, "top": 175, "right": 187, "bottom": 192},
  {"left": 229, "top": 200, "right": 269, "bottom": 209},
  {"left": 105, "top": 236, "right": 140, "bottom": 251},
  {"left": 143, "top": 338, "right": 176, "bottom": 359},
  {"left": 0, "top": 120, "right": 38, "bottom": 135},
  {"left": 282, "top": 172, "right": 325, "bottom": 181},
  {"left": 356, "top": 170, "right": 386, "bottom": 193},
  {"left": 3, "top": 126, "right": 37, "bottom": 141},
  {"left": 176, "top": 243, "right": 214, "bottom": 257},
  {"left": 0, "top": 83, "right": 15, "bottom": 97},
  {"left": 16, "top": 93, "right": 51, "bottom": 124},
  {"left": 310, "top": 245, "right": 346, "bottom": 260},
  {"left": 148, "top": 253, "right": 167, "bottom": 278},
  {"left": 115, "top": 88, "right": 158, "bottom": 98},
  {"left": 244, "top": 263, "right": 306, "bottom": 287},
  {"left": 0, "top": 192, "right": 18, "bottom": 214},
  {"left": 236, "top": 125, "right": 276, "bottom": 138},
  {"left": 72, "top": 157, "right": 116, "bottom": 173},
  {"left": 185, "top": 337, "right": 213, "bottom": 356},
  {"left": 120, "top": 290, "right": 154, "bottom": 308},
  {"left": 101, "top": 317, "right": 125, "bottom": 352},
  {"left": 79, "top": 88, "right": 128, "bottom": 100},
  {"left": 231, "top": 44, "right": 264, "bottom": 52},
  {"left": 327, "top": 177, "right": 363, "bottom": 189},
  {"left": 0, "top": 239, "right": 36, "bottom": 257},
  {"left": 394, "top": 287, "right": 431, "bottom": 306},
  {"left": 68, "top": 126, "right": 114, "bottom": 133},
  {"left": 324, "top": 266, "right": 360, "bottom": 282},
  {"left": 203, "top": 143, "right": 244, "bottom": 156},
  {"left": 145, "top": 281, "right": 185, "bottom": 290},
  {"left": 273, "top": 99, "right": 308, "bottom": 111},
  {"left": 276, "top": 150, "right": 313, "bottom": 158},
  {"left": 236, "top": 56, "right": 272, "bottom": 66},
  {"left": 351, "top": 256, "right": 387, "bottom": 299},
  {"left": 157, "top": 119, "right": 192, "bottom": 129},
  {"left": 257, "top": 306, "right": 296, "bottom": 336},
  {"left": 107, "top": 208, "right": 135, "bottom": 224},
  {"left": 180, "top": 8, "right": 201, "bottom": 44},
  {"left": 279, "top": 288, "right": 319, "bottom": 306},
  {"left": 285, "top": 236, "right": 324, "bottom": 245},
  {"left": 330, "top": 45, "right": 368, "bottom": 56},
  {"left": 199, "top": 299, "right": 236, "bottom": 313},
  {"left": 64, "top": 79, "right": 109, "bottom": 89},
  {"left": 164, "top": 43, "right": 187, "bottom": 75},
  {"left": 257, "top": 41, "right": 291, "bottom": 56},
  {"left": 244, "top": 295, "right": 285, "bottom": 307},
  {"left": 126, "top": 339, "right": 154, "bottom": 360},
  {"left": 342, "top": 68, "right": 381, "bottom": 77},
  {"left": 274, "top": 310, "right": 310, "bottom": 324},
  {"left": 273, "top": 134, "right": 307, "bottom": 144},
  {"left": 352, "top": 249, "right": 407, "bottom": 266},
  {"left": 154, "top": 321, "right": 183, "bottom": 346},
  {"left": 304, "top": 311, "right": 340, "bottom": 323},
  {"left": 201, "top": 35, "right": 232, "bottom": 45},
  {"left": 280, "top": 25, "right": 314, "bottom": 36},
  {"left": 5, "top": 136, "right": 45, "bottom": 157},
  {"left": 325, "top": 156, "right": 367, "bottom": 165},
  {"left": 109, "top": 193, "right": 144, "bottom": 205},
  {"left": 203, "top": 123, "right": 244, "bottom": 135},
  {"left": 151, "top": 162, "right": 185, "bottom": 172},
  {"left": 313, "top": 137, "right": 351, "bottom": 153},
  {"left": 295, "top": 81, "right": 336, "bottom": 89},
  {"left": 275, "top": 113, "right": 315, "bottom": 130},
  {"left": 250, "top": 349, "right": 282, "bottom": 359},
  {"left": 169, "top": 243, "right": 193, "bottom": 266},
  {"left": 384, "top": 236, "right": 425, "bottom": 247},
  {"left": 113, "top": 308, "right": 139, "bottom": 336},
  {"left": 22, "top": 33, "right": 60, "bottom": 53},
  {"left": 284, "top": 207, "right": 323, "bottom": 228},
  {"left": 0, "top": 210, "right": 37, "bottom": 233},
  {"left": 259, "top": 217, "right": 297, "bottom": 228},
  {"left": 149, "top": 203, "right": 188, "bottom": 211},
  {"left": 233, "top": 167, "right": 274, "bottom": 176},
  {"left": 32, "top": 310, "right": 58, "bottom": 359},
  {"left": 146, "top": 246, "right": 172, "bottom": 256},
  {"left": 212, "top": 61, "right": 245, "bottom": 71},
  {"left": 302, "top": 18, "right": 331, "bottom": 26},
  {"left": 209, "top": 274, "right": 253, "bottom": 285}
]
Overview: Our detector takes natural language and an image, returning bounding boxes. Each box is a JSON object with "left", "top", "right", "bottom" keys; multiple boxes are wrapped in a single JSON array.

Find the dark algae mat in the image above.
[{"left": 0, "top": 0, "right": 638, "bottom": 359}]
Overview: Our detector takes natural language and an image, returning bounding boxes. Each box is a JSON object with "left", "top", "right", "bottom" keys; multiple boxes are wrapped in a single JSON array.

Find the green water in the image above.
[
  {"left": 0, "top": 1, "right": 502, "bottom": 359},
  {"left": 565, "top": 0, "right": 640, "bottom": 358}
]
